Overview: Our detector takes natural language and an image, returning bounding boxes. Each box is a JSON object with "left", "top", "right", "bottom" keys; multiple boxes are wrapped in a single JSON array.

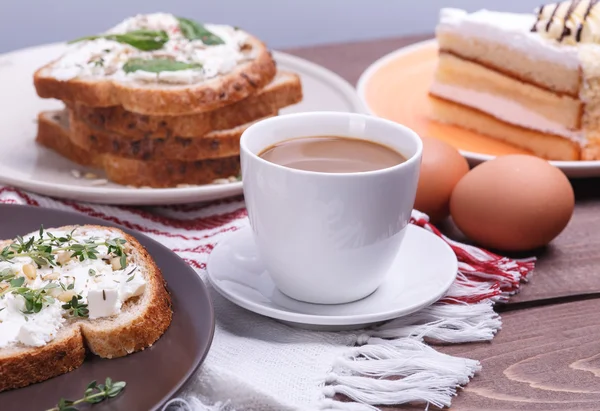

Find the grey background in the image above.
[{"left": 1, "top": 0, "right": 541, "bottom": 53}]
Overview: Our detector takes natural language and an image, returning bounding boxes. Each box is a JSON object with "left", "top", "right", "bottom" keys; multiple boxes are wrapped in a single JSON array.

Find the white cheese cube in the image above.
[
  {"left": 87, "top": 288, "right": 121, "bottom": 319},
  {"left": 119, "top": 275, "right": 146, "bottom": 301}
]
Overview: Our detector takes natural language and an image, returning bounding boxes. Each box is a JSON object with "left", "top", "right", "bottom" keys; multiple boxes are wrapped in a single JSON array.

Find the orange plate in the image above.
[{"left": 357, "top": 40, "right": 531, "bottom": 157}]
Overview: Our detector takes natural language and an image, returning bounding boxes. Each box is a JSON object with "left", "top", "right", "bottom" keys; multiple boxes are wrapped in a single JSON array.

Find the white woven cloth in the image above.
[{"left": 0, "top": 187, "right": 535, "bottom": 411}]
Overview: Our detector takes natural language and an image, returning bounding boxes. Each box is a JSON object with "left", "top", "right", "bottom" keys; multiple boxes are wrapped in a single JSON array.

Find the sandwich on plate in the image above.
[
  {"left": 0, "top": 225, "right": 172, "bottom": 391},
  {"left": 33, "top": 13, "right": 303, "bottom": 187}
]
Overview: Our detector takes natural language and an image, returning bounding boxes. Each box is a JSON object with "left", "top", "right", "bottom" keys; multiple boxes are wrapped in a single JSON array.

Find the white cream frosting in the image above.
[
  {"left": 437, "top": 8, "right": 580, "bottom": 70},
  {"left": 50, "top": 12, "right": 254, "bottom": 84},
  {"left": 430, "top": 82, "right": 585, "bottom": 143},
  {"left": 533, "top": 1, "right": 600, "bottom": 45}
]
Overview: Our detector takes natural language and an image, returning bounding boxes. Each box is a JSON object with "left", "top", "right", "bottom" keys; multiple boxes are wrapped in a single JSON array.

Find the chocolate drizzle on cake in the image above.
[
  {"left": 531, "top": 0, "right": 600, "bottom": 42},
  {"left": 531, "top": 4, "right": 546, "bottom": 31},
  {"left": 546, "top": 2, "right": 561, "bottom": 31},
  {"left": 576, "top": 0, "right": 599, "bottom": 41},
  {"left": 559, "top": 0, "right": 580, "bottom": 41}
]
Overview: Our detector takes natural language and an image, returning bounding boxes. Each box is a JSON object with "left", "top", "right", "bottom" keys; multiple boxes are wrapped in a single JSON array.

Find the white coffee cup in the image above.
[{"left": 240, "top": 112, "right": 422, "bottom": 304}]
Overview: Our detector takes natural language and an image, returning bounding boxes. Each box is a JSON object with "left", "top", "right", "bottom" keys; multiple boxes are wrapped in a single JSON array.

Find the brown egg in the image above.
[
  {"left": 450, "top": 154, "right": 574, "bottom": 252},
  {"left": 414, "top": 136, "right": 470, "bottom": 223}
]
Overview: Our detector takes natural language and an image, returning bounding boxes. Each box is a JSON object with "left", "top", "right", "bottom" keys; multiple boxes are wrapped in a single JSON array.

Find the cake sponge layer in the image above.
[
  {"left": 433, "top": 52, "right": 582, "bottom": 130},
  {"left": 579, "top": 45, "right": 600, "bottom": 148},
  {"left": 437, "top": 31, "right": 580, "bottom": 97},
  {"left": 428, "top": 95, "right": 582, "bottom": 161}
]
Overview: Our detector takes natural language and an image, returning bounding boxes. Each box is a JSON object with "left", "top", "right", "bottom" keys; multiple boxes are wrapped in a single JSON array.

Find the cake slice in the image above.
[{"left": 428, "top": 2, "right": 600, "bottom": 161}]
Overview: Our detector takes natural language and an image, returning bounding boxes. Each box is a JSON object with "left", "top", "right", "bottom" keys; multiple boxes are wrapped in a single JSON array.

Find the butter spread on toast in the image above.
[{"left": 51, "top": 13, "right": 254, "bottom": 84}]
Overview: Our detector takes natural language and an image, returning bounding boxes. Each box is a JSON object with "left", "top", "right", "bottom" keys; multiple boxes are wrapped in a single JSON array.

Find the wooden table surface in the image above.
[{"left": 285, "top": 36, "right": 600, "bottom": 410}]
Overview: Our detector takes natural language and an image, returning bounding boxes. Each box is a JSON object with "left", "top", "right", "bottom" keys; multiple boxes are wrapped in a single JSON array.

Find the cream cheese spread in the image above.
[
  {"left": 50, "top": 13, "right": 254, "bottom": 84},
  {"left": 0, "top": 227, "right": 145, "bottom": 348}
]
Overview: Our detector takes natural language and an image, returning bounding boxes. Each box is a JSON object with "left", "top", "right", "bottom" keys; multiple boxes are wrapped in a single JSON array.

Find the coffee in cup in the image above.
[{"left": 240, "top": 112, "right": 422, "bottom": 304}]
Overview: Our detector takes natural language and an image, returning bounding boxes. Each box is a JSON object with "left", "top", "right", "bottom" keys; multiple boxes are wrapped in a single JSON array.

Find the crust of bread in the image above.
[
  {"left": 69, "top": 71, "right": 302, "bottom": 139},
  {"left": 81, "top": 229, "right": 172, "bottom": 358},
  {"left": 33, "top": 36, "right": 277, "bottom": 116},
  {"left": 0, "top": 225, "right": 173, "bottom": 391},
  {"left": 0, "top": 327, "right": 85, "bottom": 392},
  {"left": 36, "top": 111, "right": 105, "bottom": 168},
  {"left": 102, "top": 155, "right": 240, "bottom": 187},
  {"left": 36, "top": 111, "right": 242, "bottom": 187},
  {"left": 67, "top": 108, "right": 274, "bottom": 161}
]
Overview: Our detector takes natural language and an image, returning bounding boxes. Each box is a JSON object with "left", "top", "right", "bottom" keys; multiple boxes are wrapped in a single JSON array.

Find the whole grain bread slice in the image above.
[
  {"left": 34, "top": 35, "right": 277, "bottom": 116},
  {"left": 67, "top": 107, "right": 275, "bottom": 161},
  {"left": 36, "top": 110, "right": 242, "bottom": 187},
  {"left": 0, "top": 226, "right": 172, "bottom": 392},
  {"left": 69, "top": 71, "right": 302, "bottom": 139}
]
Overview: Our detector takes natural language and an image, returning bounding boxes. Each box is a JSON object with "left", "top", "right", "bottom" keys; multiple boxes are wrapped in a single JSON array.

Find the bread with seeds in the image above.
[
  {"left": 69, "top": 70, "right": 302, "bottom": 139},
  {"left": 0, "top": 225, "right": 172, "bottom": 391},
  {"left": 33, "top": 13, "right": 277, "bottom": 116},
  {"left": 36, "top": 110, "right": 243, "bottom": 187}
]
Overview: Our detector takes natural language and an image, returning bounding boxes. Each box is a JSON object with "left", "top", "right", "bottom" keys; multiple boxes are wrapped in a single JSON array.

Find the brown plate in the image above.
[{"left": 0, "top": 204, "right": 215, "bottom": 411}]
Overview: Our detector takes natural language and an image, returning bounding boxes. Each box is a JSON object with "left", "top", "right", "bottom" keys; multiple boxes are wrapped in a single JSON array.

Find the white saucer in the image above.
[{"left": 207, "top": 224, "right": 457, "bottom": 330}]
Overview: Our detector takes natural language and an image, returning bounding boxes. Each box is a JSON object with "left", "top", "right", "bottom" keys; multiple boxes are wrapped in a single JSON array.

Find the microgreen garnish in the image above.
[
  {"left": 69, "top": 29, "right": 169, "bottom": 51},
  {"left": 122, "top": 57, "right": 202, "bottom": 74},
  {"left": 0, "top": 225, "right": 129, "bottom": 317},
  {"left": 47, "top": 377, "right": 126, "bottom": 411},
  {"left": 0, "top": 278, "right": 57, "bottom": 314},
  {"left": 0, "top": 268, "right": 15, "bottom": 282},
  {"left": 124, "top": 266, "right": 137, "bottom": 282},
  {"left": 0, "top": 226, "right": 128, "bottom": 268},
  {"left": 21, "top": 283, "right": 58, "bottom": 314},
  {"left": 10, "top": 277, "right": 25, "bottom": 288},
  {"left": 177, "top": 17, "right": 225, "bottom": 45},
  {"left": 61, "top": 295, "right": 89, "bottom": 318}
]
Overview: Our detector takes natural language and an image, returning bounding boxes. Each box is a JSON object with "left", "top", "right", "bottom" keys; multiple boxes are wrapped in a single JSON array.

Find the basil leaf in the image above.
[
  {"left": 69, "top": 29, "right": 168, "bottom": 51},
  {"left": 177, "top": 17, "right": 225, "bottom": 45},
  {"left": 123, "top": 57, "right": 202, "bottom": 74},
  {"left": 111, "top": 29, "right": 168, "bottom": 51}
]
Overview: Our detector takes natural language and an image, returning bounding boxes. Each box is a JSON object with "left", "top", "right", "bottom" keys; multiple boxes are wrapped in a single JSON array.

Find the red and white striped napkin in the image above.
[{"left": 0, "top": 186, "right": 535, "bottom": 410}]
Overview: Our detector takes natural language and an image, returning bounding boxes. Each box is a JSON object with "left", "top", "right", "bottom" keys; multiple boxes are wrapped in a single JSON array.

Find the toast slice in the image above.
[
  {"left": 0, "top": 225, "right": 172, "bottom": 391},
  {"left": 69, "top": 71, "right": 302, "bottom": 139},
  {"left": 36, "top": 111, "right": 242, "bottom": 187},
  {"left": 33, "top": 14, "right": 277, "bottom": 115},
  {"left": 67, "top": 107, "right": 275, "bottom": 161}
]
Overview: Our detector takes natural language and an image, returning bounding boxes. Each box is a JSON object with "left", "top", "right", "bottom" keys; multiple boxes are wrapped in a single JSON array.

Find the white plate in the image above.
[
  {"left": 356, "top": 39, "right": 600, "bottom": 178},
  {"left": 0, "top": 44, "right": 365, "bottom": 205},
  {"left": 206, "top": 224, "right": 457, "bottom": 331}
]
